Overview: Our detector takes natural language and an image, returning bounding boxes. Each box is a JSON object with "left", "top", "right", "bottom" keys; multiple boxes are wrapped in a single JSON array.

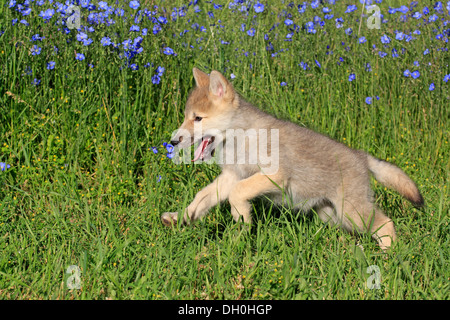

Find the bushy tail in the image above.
[{"left": 367, "top": 155, "right": 424, "bottom": 207}]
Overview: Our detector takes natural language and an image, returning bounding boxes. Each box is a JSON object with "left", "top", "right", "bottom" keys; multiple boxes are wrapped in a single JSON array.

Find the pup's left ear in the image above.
[
  {"left": 209, "top": 70, "right": 231, "bottom": 98},
  {"left": 193, "top": 67, "right": 209, "bottom": 88}
]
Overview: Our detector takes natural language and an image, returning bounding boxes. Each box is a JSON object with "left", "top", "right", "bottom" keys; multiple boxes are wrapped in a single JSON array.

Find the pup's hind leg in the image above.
[
  {"left": 317, "top": 205, "right": 339, "bottom": 226},
  {"left": 332, "top": 195, "right": 396, "bottom": 250},
  {"left": 370, "top": 209, "right": 396, "bottom": 250}
]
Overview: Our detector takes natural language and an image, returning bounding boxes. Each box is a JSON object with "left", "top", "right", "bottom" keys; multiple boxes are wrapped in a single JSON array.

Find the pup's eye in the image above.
[{"left": 194, "top": 116, "right": 203, "bottom": 122}]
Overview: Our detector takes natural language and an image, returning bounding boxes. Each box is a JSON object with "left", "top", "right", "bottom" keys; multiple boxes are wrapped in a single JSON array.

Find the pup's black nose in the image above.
[{"left": 170, "top": 140, "right": 180, "bottom": 146}]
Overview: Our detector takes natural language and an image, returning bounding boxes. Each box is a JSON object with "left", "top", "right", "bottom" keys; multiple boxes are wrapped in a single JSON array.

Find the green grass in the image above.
[{"left": 0, "top": 1, "right": 449, "bottom": 299}]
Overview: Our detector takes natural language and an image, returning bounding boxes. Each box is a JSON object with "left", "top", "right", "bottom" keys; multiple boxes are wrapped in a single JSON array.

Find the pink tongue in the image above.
[{"left": 192, "top": 139, "right": 209, "bottom": 162}]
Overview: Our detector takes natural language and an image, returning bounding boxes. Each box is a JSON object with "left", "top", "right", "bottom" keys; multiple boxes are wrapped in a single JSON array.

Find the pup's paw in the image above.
[{"left": 161, "top": 212, "right": 178, "bottom": 227}]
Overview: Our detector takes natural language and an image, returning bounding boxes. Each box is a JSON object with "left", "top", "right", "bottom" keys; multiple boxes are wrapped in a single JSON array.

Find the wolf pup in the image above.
[{"left": 161, "top": 68, "right": 423, "bottom": 250}]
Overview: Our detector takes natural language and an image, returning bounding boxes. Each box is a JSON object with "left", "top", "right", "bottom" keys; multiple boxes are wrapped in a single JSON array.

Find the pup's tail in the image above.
[{"left": 367, "top": 155, "right": 424, "bottom": 207}]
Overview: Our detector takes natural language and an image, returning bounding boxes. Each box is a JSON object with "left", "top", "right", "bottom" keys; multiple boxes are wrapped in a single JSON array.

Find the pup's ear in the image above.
[
  {"left": 193, "top": 67, "right": 209, "bottom": 87},
  {"left": 209, "top": 70, "right": 229, "bottom": 98}
]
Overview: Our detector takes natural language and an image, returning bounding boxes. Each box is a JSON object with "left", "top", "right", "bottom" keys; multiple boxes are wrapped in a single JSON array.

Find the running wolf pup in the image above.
[{"left": 162, "top": 68, "right": 424, "bottom": 250}]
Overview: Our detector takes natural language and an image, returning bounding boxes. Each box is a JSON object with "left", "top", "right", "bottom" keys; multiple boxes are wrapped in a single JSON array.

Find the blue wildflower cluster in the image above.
[
  {"left": 4, "top": 0, "right": 450, "bottom": 104},
  {"left": 150, "top": 142, "right": 175, "bottom": 159}
]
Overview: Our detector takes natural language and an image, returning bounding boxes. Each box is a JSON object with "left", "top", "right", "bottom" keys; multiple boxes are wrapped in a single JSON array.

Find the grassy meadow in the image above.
[{"left": 0, "top": 0, "right": 449, "bottom": 300}]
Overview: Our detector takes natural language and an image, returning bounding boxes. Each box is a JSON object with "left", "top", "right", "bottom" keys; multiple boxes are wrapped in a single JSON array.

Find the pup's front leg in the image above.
[
  {"left": 228, "top": 172, "right": 283, "bottom": 224},
  {"left": 161, "top": 170, "right": 238, "bottom": 227}
]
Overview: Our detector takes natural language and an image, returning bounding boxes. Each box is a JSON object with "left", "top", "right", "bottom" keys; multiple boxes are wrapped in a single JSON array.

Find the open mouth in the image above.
[{"left": 192, "top": 136, "right": 215, "bottom": 162}]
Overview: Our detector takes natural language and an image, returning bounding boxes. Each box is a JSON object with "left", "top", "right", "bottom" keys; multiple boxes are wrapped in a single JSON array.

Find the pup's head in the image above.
[{"left": 170, "top": 68, "right": 238, "bottom": 162}]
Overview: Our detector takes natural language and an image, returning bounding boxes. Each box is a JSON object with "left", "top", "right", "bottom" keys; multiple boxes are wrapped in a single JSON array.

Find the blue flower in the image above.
[
  {"left": 395, "top": 32, "right": 404, "bottom": 41},
  {"left": 423, "top": 48, "right": 429, "bottom": 55},
  {"left": 39, "top": 8, "right": 55, "bottom": 20},
  {"left": 315, "top": 60, "right": 321, "bottom": 68},
  {"left": 444, "top": 74, "right": 450, "bottom": 83},
  {"left": 299, "top": 61, "right": 309, "bottom": 70},
  {"left": 166, "top": 152, "right": 175, "bottom": 159},
  {"left": 434, "top": 2, "right": 444, "bottom": 11},
  {"left": 77, "top": 32, "right": 88, "bottom": 42},
  {"left": 411, "top": 71, "right": 420, "bottom": 79},
  {"left": 398, "top": 5, "right": 409, "bottom": 14},
  {"left": 31, "top": 34, "right": 43, "bottom": 42},
  {"left": 335, "top": 17, "right": 344, "bottom": 28},
  {"left": 247, "top": 28, "right": 255, "bottom": 36},
  {"left": 164, "top": 143, "right": 175, "bottom": 159},
  {"left": 156, "top": 66, "right": 165, "bottom": 76},
  {"left": 101, "top": 37, "right": 111, "bottom": 46},
  {"left": 359, "top": 36, "right": 367, "bottom": 44},
  {"left": 381, "top": 34, "right": 391, "bottom": 44},
  {"left": 98, "top": 1, "right": 108, "bottom": 10},
  {"left": 404, "top": 35, "right": 415, "bottom": 42},
  {"left": 165, "top": 143, "right": 174, "bottom": 153},
  {"left": 349, "top": 73, "right": 356, "bottom": 82},
  {"left": 151, "top": 147, "right": 158, "bottom": 154},
  {"left": 47, "top": 61, "right": 55, "bottom": 70},
  {"left": 21, "top": 8, "right": 31, "bottom": 16},
  {"left": 280, "top": 82, "right": 287, "bottom": 86},
  {"left": 130, "top": 25, "right": 140, "bottom": 32},
  {"left": 30, "top": 45, "right": 41, "bottom": 55},
  {"left": 152, "top": 24, "right": 161, "bottom": 35},
  {"left": 163, "top": 47, "right": 175, "bottom": 55},
  {"left": 365, "top": 97, "right": 373, "bottom": 105},
  {"left": 428, "top": 14, "right": 438, "bottom": 22},
  {"left": 254, "top": 2, "right": 264, "bottom": 13},
  {"left": 345, "top": 5, "right": 357, "bottom": 13},
  {"left": 122, "top": 39, "right": 133, "bottom": 51},
  {"left": 403, "top": 69, "right": 411, "bottom": 77},
  {"left": 75, "top": 53, "right": 85, "bottom": 61},
  {"left": 392, "top": 48, "right": 399, "bottom": 58},
  {"left": 0, "top": 162, "right": 11, "bottom": 171},
  {"left": 152, "top": 75, "right": 161, "bottom": 84},
  {"left": 429, "top": 83, "right": 435, "bottom": 91},
  {"left": 82, "top": 38, "right": 93, "bottom": 46},
  {"left": 129, "top": 1, "right": 140, "bottom": 10},
  {"left": 305, "top": 21, "right": 314, "bottom": 29},
  {"left": 284, "top": 19, "right": 293, "bottom": 26}
]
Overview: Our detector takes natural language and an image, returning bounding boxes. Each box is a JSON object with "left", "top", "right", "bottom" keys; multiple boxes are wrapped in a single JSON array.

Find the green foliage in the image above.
[{"left": 0, "top": 0, "right": 448, "bottom": 299}]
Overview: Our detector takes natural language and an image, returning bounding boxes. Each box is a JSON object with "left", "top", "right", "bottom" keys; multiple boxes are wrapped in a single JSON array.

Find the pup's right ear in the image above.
[{"left": 193, "top": 68, "right": 209, "bottom": 88}]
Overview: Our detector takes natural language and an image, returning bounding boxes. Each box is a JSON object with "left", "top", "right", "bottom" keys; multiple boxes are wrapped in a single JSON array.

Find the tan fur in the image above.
[{"left": 161, "top": 68, "right": 424, "bottom": 250}]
